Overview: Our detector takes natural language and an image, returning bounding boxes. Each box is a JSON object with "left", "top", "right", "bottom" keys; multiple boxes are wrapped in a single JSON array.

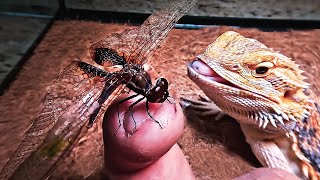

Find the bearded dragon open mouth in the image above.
[
  {"left": 188, "top": 59, "right": 244, "bottom": 91},
  {"left": 187, "top": 58, "right": 282, "bottom": 106}
]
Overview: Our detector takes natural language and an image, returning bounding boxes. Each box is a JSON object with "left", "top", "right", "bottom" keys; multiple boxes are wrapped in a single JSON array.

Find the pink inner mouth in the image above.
[{"left": 191, "top": 59, "right": 239, "bottom": 88}]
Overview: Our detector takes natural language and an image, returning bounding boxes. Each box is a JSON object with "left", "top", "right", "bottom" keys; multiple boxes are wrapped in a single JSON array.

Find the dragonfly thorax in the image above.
[
  {"left": 125, "top": 66, "right": 151, "bottom": 94},
  {"left": 122, "top": 63, "right": 169, "bottom": 103}
]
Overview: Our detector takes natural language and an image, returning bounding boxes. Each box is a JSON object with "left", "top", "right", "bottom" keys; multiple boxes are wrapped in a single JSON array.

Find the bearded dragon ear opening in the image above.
[{"left": 284, "top": 90, "right": 291, "bottom": 98}]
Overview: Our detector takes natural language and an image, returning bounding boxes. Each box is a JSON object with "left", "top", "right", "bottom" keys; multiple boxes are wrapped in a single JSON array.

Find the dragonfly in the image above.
[{"left": 0, "top": 0, "right": 198, "bottom": 179}]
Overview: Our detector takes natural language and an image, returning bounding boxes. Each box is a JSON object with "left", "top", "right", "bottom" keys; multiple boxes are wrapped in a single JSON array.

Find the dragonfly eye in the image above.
[
  {"left": 155, "top": 78, "right": 168, "bottom": 89},
  {"left": 147, "top": 78, "right": 169, "bottom": 103}
]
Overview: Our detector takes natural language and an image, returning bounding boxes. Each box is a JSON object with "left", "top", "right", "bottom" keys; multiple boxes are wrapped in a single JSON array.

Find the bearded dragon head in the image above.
[{"left": 188, "top": 31, "right": 312, "bottom": 133}]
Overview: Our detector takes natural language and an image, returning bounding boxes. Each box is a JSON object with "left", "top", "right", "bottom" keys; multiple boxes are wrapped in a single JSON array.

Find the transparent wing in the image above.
[
  {"left": 89, "top": 0, "right": 198, "bottom": 66},
  {"left": 0, "top": 61, "right": 125, "bottom": 179}
]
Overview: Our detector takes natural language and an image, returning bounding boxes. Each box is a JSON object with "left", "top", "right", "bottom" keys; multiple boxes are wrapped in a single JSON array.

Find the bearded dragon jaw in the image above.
[{"left": 187, "top": 31, "right": 320, "bottom": 179}]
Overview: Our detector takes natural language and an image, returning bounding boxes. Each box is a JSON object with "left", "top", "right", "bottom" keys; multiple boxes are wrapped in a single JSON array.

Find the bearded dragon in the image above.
[{"left": 185, "top": 31, "right": 320, "bottom": 179}]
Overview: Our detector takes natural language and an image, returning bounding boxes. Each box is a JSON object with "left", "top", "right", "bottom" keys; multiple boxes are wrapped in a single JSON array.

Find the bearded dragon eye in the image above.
[{"left": 255, "top": 66, "right": 269, "bottom": 74}]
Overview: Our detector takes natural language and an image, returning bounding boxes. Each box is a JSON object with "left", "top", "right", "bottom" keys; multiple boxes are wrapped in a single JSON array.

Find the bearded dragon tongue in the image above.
[{"left": 190, "top": 59, "right": 227, "bottom": 83}]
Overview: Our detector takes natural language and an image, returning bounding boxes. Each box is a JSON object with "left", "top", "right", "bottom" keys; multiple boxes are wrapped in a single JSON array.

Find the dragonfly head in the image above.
[
  {"left": 147, "top": 78, "right": 169, "bottom": 103},
  {"left": 125, "top": 64, "right": 169, "bottom": 103}
]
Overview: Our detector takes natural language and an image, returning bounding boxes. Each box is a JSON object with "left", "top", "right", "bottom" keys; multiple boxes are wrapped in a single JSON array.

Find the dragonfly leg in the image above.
[
  {"left": 146, "top": 101, "right": 163, "bottom": 129},
  {"left": 114, "top": 93, "right": 140, "bottom": 135},
  {"left": 166, "top": 95, "right": 175, "bottom": 104},
  {"left": 127, "top": 96, "right": 145, "bottom": 132},
  {"left": 88, "top": 106, "right": 102, "bottom": 127}
]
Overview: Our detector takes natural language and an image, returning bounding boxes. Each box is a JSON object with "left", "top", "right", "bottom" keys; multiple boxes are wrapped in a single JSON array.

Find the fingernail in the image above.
[{"left": 123, "top": 102, "right": 168, "bottom": 134}]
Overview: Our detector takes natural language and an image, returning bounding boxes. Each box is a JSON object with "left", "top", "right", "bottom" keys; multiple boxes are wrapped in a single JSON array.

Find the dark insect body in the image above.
[
  {"left": 0, "top": 0, "right": 198, "bottom": 179},
  {"left": 79, "top": 51, "right": 169, "bottom": 127}
]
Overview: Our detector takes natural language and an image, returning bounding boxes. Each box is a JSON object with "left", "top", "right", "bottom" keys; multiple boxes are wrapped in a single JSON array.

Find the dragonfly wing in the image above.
[
  {"left": 0, "top": 61, "right": 125, "bottom": 179},
  {"left": 89, "top": 0, "right": 198, "bottom": 65}
]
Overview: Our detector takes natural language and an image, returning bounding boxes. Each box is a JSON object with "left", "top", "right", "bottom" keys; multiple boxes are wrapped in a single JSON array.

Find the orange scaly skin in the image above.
[{"left": 187, "top": 31, "right": 320, "bottom": 179}]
